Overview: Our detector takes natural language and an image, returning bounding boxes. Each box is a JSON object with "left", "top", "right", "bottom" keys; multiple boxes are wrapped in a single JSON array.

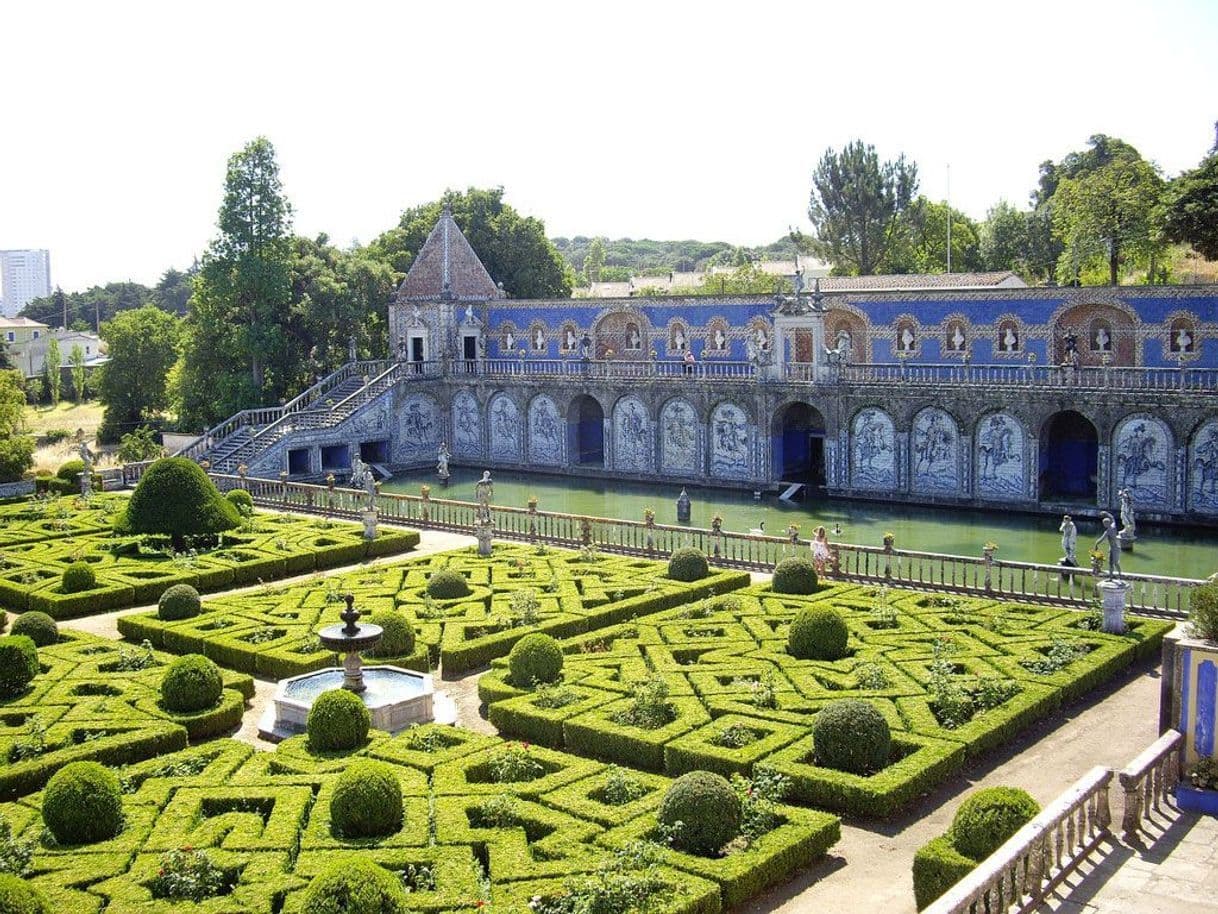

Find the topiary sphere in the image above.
[
  {"left": 0, "top": 873, "right": 53, "bottom": 914},
  {"left": 10, "top": 611, "right": 58, "bottom": 647},
  {"left": 157, "top": 584, "right": 202, "bottom": 621},
  {"left": 56, "top": 459, "right": 86, "bottom": 482},
  {"left": 300, "top": 857, "right": 410, "bottom": 914},
  {"left": 330, "top": 759, "right": 403, "bottom": 838},
  {"left": 772, "top": 557, "right": 819, "bottom": 594},
  {"left": 61, "top": 561, "right": 97, "bottom": 594},
  {"left": 0, "top": 635, "right": 39, "bottom": 699},
  {"left": 116, "top": 457, "right": 241, "bottom": 549},
  {"left": 658, "top": 770, "right": 741, "bottom": 856},
  {"left": 224, "top": 488, "right": 254, "bottom": 516},
  {"left": 370, "top": 612, "right": 415, "bottom": 658},
  {"left": 42, "top": 761, "right": 124, "bottom": 845},
  {"left": 159, "top": 654, "right": 223, "bottom": 713},
  {"left": 426, "top": 569, "right": 470, "bottom": 600},
  {"left": 667, "top": 547, "right": 709, "bottom": 582},
  {"left": 508, "top": 633, "right": 564, "bottom": 686},
  {"left": 950, "top": 786, "right": 1040, "bottom": 860},
  {"left": 307, "top": 689, "right": 371, "bottom": 752},
  {"left": 812, "top": 699, "right": 892, "bottom": 775},
  {"left": 787, "top": 605, "right": 849, "bottom": 660}
]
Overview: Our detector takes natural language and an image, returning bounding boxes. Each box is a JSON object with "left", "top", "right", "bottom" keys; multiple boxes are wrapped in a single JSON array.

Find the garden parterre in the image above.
[
  {"left": 478, "top": 582, "right": 1172, "bottom": 817},
  {"left": 118, "top": 544, "right": 751, "bottom": 677},
  {"left": 0, "top": 725, "right": 840, "bottom": 913},
  {"left": 0, "top": 494, "right": 419, "bottom": 618},
  {"left": 0, "top": 629, "right": 253, "bottom": 800}
]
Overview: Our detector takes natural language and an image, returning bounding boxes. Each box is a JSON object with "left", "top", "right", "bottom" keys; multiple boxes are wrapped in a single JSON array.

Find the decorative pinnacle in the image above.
[{"left": 340, "top": 594, "right": 361, "bottom": 636}]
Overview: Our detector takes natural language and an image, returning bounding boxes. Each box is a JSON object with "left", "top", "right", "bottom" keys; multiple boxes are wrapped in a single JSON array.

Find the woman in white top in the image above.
[{"left": 811, "top": 525, "right": 831, "bottom": 575}]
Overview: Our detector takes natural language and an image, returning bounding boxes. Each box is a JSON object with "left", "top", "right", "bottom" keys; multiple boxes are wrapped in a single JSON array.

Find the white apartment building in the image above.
[{"left": 0, "top": 249, "right": 52, "bottom": 318}]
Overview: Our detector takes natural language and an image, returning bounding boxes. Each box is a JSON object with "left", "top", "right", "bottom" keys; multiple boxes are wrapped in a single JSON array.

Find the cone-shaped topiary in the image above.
[
  {"left": 158, "top": 584, "right": 202, "bottom": 621},
  {"left": 668, "top": 547, "right": 709, "bottom": 582},
  {"left": 950, "top": 786, "right": 1040, "bottom": 860},
  {"left": 426, "top": 569, "right": 470, "bottom": 599},
  {"left": 508, "top": 633, "right": 564, "bottom": 686},
  {"left": 772, "top": 557, "right": 819, "bottom": 594},
  {"left": 42, "top": 761, "right": 124, "bottom": 845},
  {"left": 658, "top": 770, "right": 741, "bottom": 856},
  {"left": 0, "top": 635, "right": 38, "bottom": 699},
  {"left": 10, "top": 611, "right": 58, "bottom": 647},
  {"left": 61, "top": 561, "right": 97, "bottom": 593},
  {"left": 0, "top": 873, "right": 52, "bottom": 914},
  {"left": 370, "top": 612, "right": 415, "bottom": 658},
  {"left": 307, "top": 689, "right": 371, "bottom": 752},
  {"left": 812, "top": 699, "right": 892, "bottom": 775},
  {"left": 330, "top": 759, "right": 403, "bottom": 838},
  {"left": 300, "top": 857, "right": 410, "bottom": 914},
  {"left": 788, "top": 605, "right": 849, "bottom": 660},
  {"left": 160, "top": 654, "right": 223, "bottom": 713},
  {"left": 116, "top": 457, "right": 241, "bottom": 549}
]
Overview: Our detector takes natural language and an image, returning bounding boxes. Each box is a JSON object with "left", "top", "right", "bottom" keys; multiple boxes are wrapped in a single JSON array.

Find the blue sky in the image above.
[{"left": 2, "top": 0, "right": 1216, "bottom": 292}]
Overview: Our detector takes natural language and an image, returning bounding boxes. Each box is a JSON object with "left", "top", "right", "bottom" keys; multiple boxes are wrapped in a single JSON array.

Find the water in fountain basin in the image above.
[{"left": 281, "top": 668, "right": 428, "bottom": 704}]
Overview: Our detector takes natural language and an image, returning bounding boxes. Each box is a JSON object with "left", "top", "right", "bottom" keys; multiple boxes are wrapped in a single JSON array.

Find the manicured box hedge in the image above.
[
  {"left": 0, "top": 494, "right": 419, "bottom": 618},
  {"left": 479, "top": 582, "right": 1173, "bottom": 819},
  {"left": 0, "top": 629, "right": 253, "bottom": 799},
  {"left": 0, "top": 723, "right": 839, "bottom": 914},
  {"left": 119, "top": 543, "right": 751, "bottom": 678}
]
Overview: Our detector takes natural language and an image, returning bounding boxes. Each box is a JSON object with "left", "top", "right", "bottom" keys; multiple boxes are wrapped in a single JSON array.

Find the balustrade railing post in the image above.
[
  {"left": 527, "top": 496, "right": 539, "bottom": 543},
  {"left": 278, "top": 471, "right": 289, "bottom": 505},
  {"left": 420, "top": 485, "right": 431, "bottom": 526}
]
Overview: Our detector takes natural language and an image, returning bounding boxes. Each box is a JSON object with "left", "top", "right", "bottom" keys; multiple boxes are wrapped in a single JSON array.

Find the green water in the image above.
[{"left": 382, "top": 468, "right": 1218, "bottom": 580}]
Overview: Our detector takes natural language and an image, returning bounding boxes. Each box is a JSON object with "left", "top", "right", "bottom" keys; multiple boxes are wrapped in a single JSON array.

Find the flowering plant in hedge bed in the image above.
[
  {"left": 0, "top": 629, "right": 252, "bottom": 799},
  {"left": 0, "top": 496, "right": 419, "bottom": 619},
  {"left": 118, "top": 543, "right": 751, "bottom": 679},
  {"left": 478, "top": 582, "right": 1171, "bottom": 818},
  {"left": 0, "top": 723, "right": 840, "bottom": 914}
]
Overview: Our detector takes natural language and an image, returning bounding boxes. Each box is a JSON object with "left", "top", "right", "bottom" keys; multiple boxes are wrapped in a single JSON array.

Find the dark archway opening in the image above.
[
  {"left": 772, "top": 403, "right": 826, "bottom": 487},
  {"left": 1039, "top": 411, "right": 1099, "bottom": 501},
  {"left": 569, "top": 396, "right": 605, "bottom": 467}
]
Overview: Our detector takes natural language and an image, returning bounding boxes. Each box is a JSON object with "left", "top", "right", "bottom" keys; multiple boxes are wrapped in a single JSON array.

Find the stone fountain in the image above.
[{"left": 258, "top": 594, "right": 455, "bottom": 741}]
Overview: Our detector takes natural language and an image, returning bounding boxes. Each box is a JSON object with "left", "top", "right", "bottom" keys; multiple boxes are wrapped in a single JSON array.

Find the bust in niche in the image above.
[
  {"left": 899, "top": 326, "right": 915, "bottom": 351},
  {"left": 1002, "top": 326, "right": 1019, "bottom": 352},
  {"left": 713, "top": 327, "right": 726, "bottom": 350},
  {"left": 949, "top": 324, "right": 965, "bottom": 351},
  {"left": 1173, "top": 326, "right": 1194, "bottom": 352},
  {"left": 1094, "top": 325, "right": 1111, "bottom": 351}
]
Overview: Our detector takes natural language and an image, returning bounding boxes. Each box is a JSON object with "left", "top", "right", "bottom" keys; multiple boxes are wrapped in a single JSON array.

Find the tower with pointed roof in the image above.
[{"left": 388, "top": 206, "right": 503, "bottom": 364}]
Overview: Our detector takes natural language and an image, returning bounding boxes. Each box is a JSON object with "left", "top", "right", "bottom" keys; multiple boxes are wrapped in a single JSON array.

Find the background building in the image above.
[{"left": 0, "top": 249, "right": 52, "bottom": 318}]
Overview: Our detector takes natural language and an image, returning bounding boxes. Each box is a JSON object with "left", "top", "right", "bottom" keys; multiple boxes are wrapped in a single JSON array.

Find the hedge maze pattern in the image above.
[
  {"left": 119, "top": 544, "right": 751, "bottom": 677},
  {"left": 0, "top": 495, "right": 419, "bottom": 618},
  {"left": 0, "top": 726, "right": 840, "bottom": 914},
  {"left": 0, "top": 630, "right": 253, "bottom": 800},
  {"left": 480, "top": 582, "right": 1172, "bottom": 817}
]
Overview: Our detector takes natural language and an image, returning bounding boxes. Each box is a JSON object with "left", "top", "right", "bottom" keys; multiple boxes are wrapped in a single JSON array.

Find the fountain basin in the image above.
[{"left": 260, "top": 665, "right": 437, "bottom": 741}]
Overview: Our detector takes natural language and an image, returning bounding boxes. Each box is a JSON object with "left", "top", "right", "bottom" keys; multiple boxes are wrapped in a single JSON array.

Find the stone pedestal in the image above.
[
  {"left": 342, "top": 650, "right": 366, "bottom": 692},
  {"left": 676, "top": 489, "right": 691, "bottom": 524},
  {"left": 362, "top": 509, "right": 378, "bottom": 541},
  {"left": 1119, "top": 529, "right": 1137, "bottom": 551},
  {"left": 1098, "top": 579, "right": 1130, "bottom": 634},
  {"left": 476, "top": 520, "right": 493, "bottom": 557}
]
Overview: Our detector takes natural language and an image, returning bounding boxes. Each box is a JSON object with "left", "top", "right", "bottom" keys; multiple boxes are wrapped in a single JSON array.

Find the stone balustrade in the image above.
[{"left": 1118, "top": 729, "right": 1184, "bottom": 840}]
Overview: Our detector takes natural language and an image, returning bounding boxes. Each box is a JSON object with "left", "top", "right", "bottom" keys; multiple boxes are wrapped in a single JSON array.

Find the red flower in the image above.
[
  {"left": 522, "top": 742, "right": 530, "bottom": 750},
  {"left": 474, "top": 902, "right": 486, "bottom": 909}
]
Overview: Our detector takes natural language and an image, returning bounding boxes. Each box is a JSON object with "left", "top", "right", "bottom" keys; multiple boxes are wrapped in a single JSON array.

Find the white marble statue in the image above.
[
  {"left": 900, "top": 326, "right": 915, "bottom": 351},
  {"left": 534, "top": 329, "right": 545, "bottom": 351},
  {"left": 436, "top": 442, "right": 451, "bottom": 478},
  {"left": 1095, "top": 326, "right": 1111, "bottom": 351},
  {"left": 713, "top": 328, "right": 726, "bottom": 350},
  {"left": 566, "top": 328, "right": 577, "bottom": 351},
  {"left": 950, "top": 325, "right": 965, "bottom": 351},
  {"left": 1118, "top": 488, "right": 1136, "bottom": 537},
  {"left": 1094, "top": 513, "right": 1122, "bottom": 577},
  {"left": 1003, "top": 327, "right": 1018, "bottom": 352},
  {"left": 1059, "top": 514, "right": 1078, "bottom": 565},
  {"left": 350, "top": 454, "right": 377, "bottom": 512},
  {"left": 77, "top": 440, "right": 95, "bottom": 495},
  {"left": 1176, "top": 327, "right": 1193, "bottom": 352},
  {"left": 474, "top": 470, "right": 494, "bottom": 524}
]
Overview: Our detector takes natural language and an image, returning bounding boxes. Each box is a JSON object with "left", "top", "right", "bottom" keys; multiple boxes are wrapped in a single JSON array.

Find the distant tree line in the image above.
[{"left": 553, "top": 236, "right": 804, "bottom": 285}]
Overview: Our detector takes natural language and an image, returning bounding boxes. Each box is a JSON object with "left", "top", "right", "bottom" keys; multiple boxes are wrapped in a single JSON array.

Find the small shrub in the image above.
[
  {"left": 532, "top": 680, "right": 582, "bottom": 709},
  {"left": 612, "top": 675, "right": 676, "bottom": 730},
  {"left": 426, "top": 569, "right": 469, "bottom": 599},
  {"left": 42, "top": 428, "right": 72, "bottom": 444},
  {"left": 733, "top": 767, "right": 790, "bottom": 841},
  {"left": 307, "top": 689, "right": 371, "bottom": 752},
  {"left": 61, "top": 561, "right": 97, "bottom": 593},
  {"left": 224, "top": 488, "right": 254, "bottom": 516},
  {"left": 300, "top": 857, "right": 410, "bottom": 914},
  {"left": 508, "top": 632, "right": 563, "bottom": 686},
  {"left": 1187, "top": 756, "right": 1218, "bottom": 791},
  {"left": 0, "top": 873, "right": 51, "bottom": 914},
  {"left": 667, "top": 547, "right": 709, "bottom": 582},
  {"left": 56, "top": 459, "right": 86, "bottom": 482},
  {"left": 370, "top": 612, "right": 415, "bottom": 658},
  {"left": 509, "top": 588, "right": 541, "bottom": 626},
  {"left": 9, "top": 612, "right": 57, "bottom": 647},
  {"left": 658, "top": 770, "right": 741, "bottom": 856},
  {"left": 114, "top": 639, "right": 156, "bottom": 672},
  {"left": 115, "top": 426, "right": 164, "bottom": 463},
  {"left": 772, "top": 557, "right": 818, "bottom": 594},
  {"left": 475, "top": 794, "right": 518, "bottom": 828},
  {"left": 951, "top": 787, "right": 1040, "bottom": 861},
  {"left": 855, "top": 662, "right": 890, "bottom": 690},
  {"left": 160, "top": 654, "right": 223, "bottom": 713},
  {"left": 41, "top": 761, "right": 124, "bottom": 845},
  {"left": 330, "top": 760, "right": 403, "bottom": 838},
  {"left": 488, "top": 744, "right": 545, "bottom": 782},
  {"left": 599, "top": 766, "right": 649, "bottom": 806},
  {"left": 1190, "top": 581, "right": 1218, "bottom": 641},
  {"left": 148, "top": 847, "right": 232, "bottom": 901},
  {"left": 0, "top": 814, "right": 33, "bottom": 876},
  {"left": 711, "top": 723, "right": 760, "bottom": 749},
  {"left": 0, "top": 636, "right": 38, "bottom": 699},
  {"left": 787, "top": 605, "right": 849, "bottom": 660},
  {"left": 813, "top": 699, "right": 891, "bottom": 775},
  {"left": 157, "top": 584, "right": 202, "bottom": 621}
]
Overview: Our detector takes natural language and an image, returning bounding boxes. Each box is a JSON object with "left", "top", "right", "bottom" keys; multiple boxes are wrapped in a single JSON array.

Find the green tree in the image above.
[
  {"left": 368, "top": 187, "right": 572, "bottom": 298},
  {"left": 179, "top": 137, "right": 293, "bottom": 426},
  {"left": 69, "top": 344, "right": 86, "bottom": 403},
  {"left": 150, "top": 265, "right": 197, "bottom": 314},
  {"left": 98, "top": 306, "right": 180, "bottom": 443},
  {"left": 980, "top": 200, "right": 1031, "bottom": 273},
  {"left": 21, "top": 282, "right": 153, "bottom": 329},
  {"left": 584, "top": 237, "right": 606, "bottom": 283},
  {"left": 1051, "top": 155, "right": 1165, "bottom": 285},
  {"left": 804, "top": 140, "right": 919, "bottom": 275},
  {"left": 886, "top": 198, "right": 982, "bottom": 274},
  {"left": 45, "top": 338, "right": 62, "bottom": 406},
  {"left": 1164, "top": 130, "right": 1218, "bottom": 261},
  {"left": 0, "top": 370, "right": 33, "bottom": 482}
]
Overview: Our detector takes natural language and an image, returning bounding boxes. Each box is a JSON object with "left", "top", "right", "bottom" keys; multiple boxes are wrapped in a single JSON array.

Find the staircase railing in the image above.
[{"left": 1118, "top": 729, "right": 1184, "bottom": 840}]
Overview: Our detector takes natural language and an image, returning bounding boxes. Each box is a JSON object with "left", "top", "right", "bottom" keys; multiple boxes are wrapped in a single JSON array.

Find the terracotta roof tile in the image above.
[{"left": 395, "top": 207, "right": 502, "bottom": 301}]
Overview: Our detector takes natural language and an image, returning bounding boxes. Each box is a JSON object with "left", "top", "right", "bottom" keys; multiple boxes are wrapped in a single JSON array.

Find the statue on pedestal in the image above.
[
  {"left": 350, "top": 454, "right": 378, "bottom": 513},
  {"left": 1094, "top": 513, "right": 1122, "bottom": 577},
  {"left": 436, "top": 442, "right": 452, "bottom": 484},
  {"left": 1059, "top": 514, "right": 1078, "bottom": 566},
  {"left": 474, "top": 470, "right": 494, "bottom": 555},
  {"left": 1117, "top": 488, "right": 1137, "bottom": 548},
  {"left": 77, "top": 440, "right": 96, "bottom": 496}
]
